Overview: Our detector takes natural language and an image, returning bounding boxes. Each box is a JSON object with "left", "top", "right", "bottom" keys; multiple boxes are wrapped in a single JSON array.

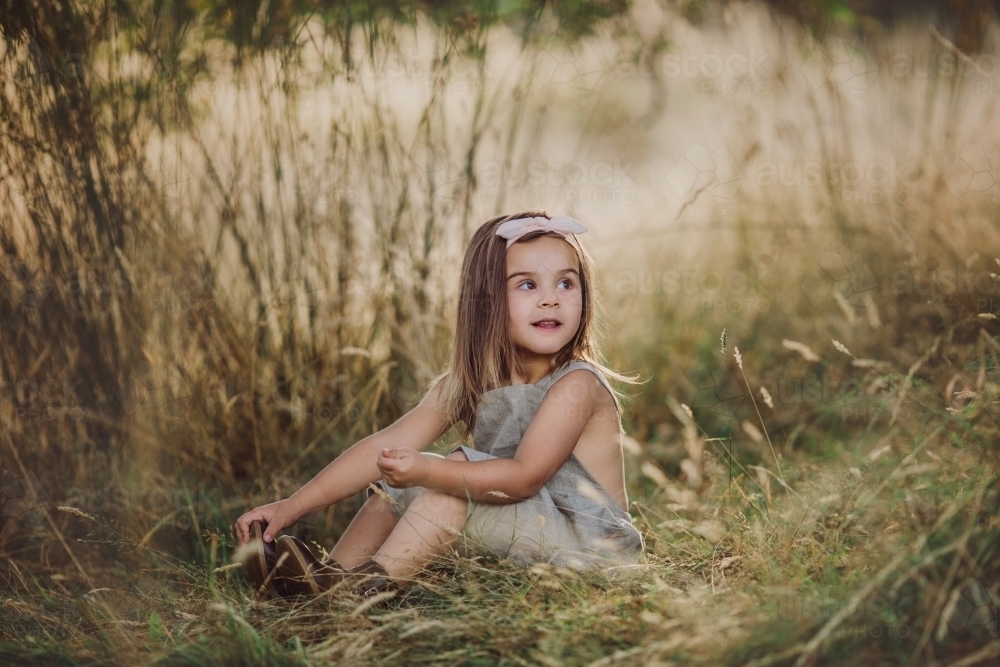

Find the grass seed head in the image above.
[
  {"left": 782, "top": 339, "right": 820, "bottom": 362},
  {"left": 760, "top": 386, "right": 774, "bottom": 409},
  {"left": 832, "top": 339, "right": 854, "bottom": 357}
]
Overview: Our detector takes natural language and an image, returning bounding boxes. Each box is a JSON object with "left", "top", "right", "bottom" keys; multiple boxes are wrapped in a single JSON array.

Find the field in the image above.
[{"left": 1, "top": 1, "right": 998, "bottom": 665}]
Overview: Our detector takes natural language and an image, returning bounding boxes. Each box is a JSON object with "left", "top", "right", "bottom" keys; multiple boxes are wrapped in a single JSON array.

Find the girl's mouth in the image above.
[{"left": 532, "top": 320, "right": 561, "bottom": 332}]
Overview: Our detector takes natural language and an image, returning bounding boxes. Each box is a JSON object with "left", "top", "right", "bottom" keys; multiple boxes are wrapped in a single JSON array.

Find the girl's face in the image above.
[{"left": 505, "top": 235, "right": 583, "bottom": 361}]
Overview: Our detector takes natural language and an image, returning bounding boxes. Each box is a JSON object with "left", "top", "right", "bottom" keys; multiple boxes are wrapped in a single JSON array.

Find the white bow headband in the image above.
[{"left": 494, "top": 215, "right": 588, "bottom": 249}]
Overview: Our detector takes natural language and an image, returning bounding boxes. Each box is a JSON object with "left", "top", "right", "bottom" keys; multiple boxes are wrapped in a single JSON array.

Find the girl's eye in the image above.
[{"left": 516, "top": 279, "right": 574, "bottom": 290}]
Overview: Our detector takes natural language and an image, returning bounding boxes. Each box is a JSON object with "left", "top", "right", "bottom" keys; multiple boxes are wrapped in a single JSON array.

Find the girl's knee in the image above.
[
  {"left": 411, "top": 487, "right": 466, "bottom": 515},
  {"left": 365, "top": 487, "right": 400, "bottom": 516},
  {"left": 374, "top": 491, "right": 393, "bottom": 508}
]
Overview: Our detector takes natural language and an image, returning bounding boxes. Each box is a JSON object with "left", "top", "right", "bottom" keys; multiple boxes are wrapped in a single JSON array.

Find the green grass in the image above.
[
  {"left": 2, "top": 1, "right": 1000, "bottom": 665},
  {"left": 3, "top": 406, "right": 996, "bottom": 665}
]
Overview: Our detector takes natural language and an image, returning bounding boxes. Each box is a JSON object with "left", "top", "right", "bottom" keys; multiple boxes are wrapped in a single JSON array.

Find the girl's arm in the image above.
[
  {"left": 378, "top": 370, "right": 602, "bottom": 503},
  {"left": 236, "top": 381, "right": 453, "bottom": 545}
]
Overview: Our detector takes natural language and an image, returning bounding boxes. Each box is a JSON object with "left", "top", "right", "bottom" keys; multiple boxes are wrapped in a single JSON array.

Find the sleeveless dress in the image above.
[{"left": 377, "top": 359, "right": 645, "bottom": 570}]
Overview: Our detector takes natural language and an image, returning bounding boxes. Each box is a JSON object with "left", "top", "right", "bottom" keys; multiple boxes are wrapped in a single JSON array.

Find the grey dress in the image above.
[{"left": 378, "top": 359, "right": 645, "bottom": 569}]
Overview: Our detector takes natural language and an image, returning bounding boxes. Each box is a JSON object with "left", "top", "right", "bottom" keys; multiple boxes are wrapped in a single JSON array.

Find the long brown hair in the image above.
[{"left": 430, "top": 210, "right": 639, "bottom": 438}]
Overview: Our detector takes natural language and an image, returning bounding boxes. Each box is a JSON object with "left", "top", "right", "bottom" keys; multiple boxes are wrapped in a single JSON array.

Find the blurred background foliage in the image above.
[{"left": 0, "top": 1, "right": 998, "bottom": 664}]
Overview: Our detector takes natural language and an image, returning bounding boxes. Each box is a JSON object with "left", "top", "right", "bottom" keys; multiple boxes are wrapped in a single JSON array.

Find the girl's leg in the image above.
[
  {"left": 327, "top": 492, "right": 399, "bottom": 570},
  {"left": 371, "top": 450, "right": 470, "bottom": 582}
]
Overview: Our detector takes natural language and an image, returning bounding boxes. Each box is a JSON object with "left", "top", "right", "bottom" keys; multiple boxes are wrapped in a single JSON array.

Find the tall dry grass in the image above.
[{"left": 1, "top": 1, "right": 998, "bottom": 665}]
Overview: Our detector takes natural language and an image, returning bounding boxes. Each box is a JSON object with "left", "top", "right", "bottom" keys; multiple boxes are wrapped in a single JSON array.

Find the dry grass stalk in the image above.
[{"left": 667, "top": 395, "right": 705, "bottom": 491}]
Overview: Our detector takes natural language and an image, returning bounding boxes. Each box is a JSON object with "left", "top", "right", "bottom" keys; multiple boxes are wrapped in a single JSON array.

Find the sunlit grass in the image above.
[{"left": 1, "top": 1, "right": 999, "bottom": 665}]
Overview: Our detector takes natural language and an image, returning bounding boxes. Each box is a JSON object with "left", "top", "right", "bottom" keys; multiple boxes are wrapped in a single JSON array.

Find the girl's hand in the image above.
[
  {"left": 377, "top": 448, "right": 430, "bottom": 488},
  {"left": 234, "top": 498, "right": 302, "bottom": 546}
]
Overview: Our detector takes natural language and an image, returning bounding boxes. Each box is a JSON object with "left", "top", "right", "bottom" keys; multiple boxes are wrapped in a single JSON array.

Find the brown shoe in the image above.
[
  {"left": 274, "top": 535, "right": 348, "bottom": 595},
  {"left": 244, "top": 520, "right": 289, "bottom": 597},
  {"left": 349, "top": 559, "right": 397, "bottom": 599}
]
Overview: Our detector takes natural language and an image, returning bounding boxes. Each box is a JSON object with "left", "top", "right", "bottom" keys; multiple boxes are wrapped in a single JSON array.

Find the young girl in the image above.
[{"left": 235, "top": 210, "right": 644, "bottom": 597}]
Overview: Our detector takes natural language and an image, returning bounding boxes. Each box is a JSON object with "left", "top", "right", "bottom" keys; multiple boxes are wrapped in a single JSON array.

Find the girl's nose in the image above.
[{"left": 538, "top": 286, "right": 560, "bottom": 306}]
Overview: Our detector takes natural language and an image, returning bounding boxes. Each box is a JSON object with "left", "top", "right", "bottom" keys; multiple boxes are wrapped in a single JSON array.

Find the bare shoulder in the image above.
[
  {"left": 418, "top": 377, "right": 447, "bottom": 409},
  {"left": 544, "top": 368, "right": 617, "bottom": 418}
]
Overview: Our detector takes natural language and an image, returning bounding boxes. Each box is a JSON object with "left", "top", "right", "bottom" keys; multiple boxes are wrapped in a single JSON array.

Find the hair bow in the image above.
[{"left": 494, "top": 215, "right": 588, "bottom": 249}]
